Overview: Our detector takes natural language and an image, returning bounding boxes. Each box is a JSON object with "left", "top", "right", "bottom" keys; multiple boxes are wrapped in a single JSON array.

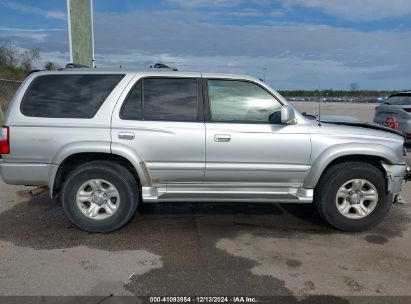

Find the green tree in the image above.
[
  {"left": 0, "top": 41, "right": 41, "bottom": 80},
  {"left": 44, "top": 61, "right": 58, "bottom": 71}
]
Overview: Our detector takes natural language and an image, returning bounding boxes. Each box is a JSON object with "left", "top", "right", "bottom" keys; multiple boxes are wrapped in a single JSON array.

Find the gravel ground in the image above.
[{"left": 0, "top": 102, "right": 410, "bottom": 301}]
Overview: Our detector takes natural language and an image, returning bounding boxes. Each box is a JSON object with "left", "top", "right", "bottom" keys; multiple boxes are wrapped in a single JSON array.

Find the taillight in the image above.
[
  {"left": 406, "top": 133, "right": 411, "bottom": 138},
  {"left": 0, "top": 126, "right": 10, "bottom": 154},
  {"left": 403, "top": 108, "right": 411, "bottom": 113}
]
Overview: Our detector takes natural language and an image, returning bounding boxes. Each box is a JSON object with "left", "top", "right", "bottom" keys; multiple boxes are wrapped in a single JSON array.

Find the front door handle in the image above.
[
  {"left": 118, "top": 132, "right": 135, "bottom": 140},
  {"left": 214, "top": 134, "right": 231, "bottom": 142}
]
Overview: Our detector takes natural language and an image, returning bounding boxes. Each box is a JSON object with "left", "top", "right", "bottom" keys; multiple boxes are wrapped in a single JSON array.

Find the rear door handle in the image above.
[
  {"left": 214, "top": 134, "right": 231, "bottom": 142},
  {"left": 118, "top": 132, "right": 135, "bottom": 140}
]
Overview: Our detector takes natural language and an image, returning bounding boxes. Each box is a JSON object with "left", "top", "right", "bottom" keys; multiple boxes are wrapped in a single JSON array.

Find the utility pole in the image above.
[{"left": 67, "top": 0, "right": 95, "bottom": 67}]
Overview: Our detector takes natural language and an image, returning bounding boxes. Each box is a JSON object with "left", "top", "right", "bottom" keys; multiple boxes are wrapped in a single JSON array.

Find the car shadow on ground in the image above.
[{"left": 0, "top": 190, "right": 410, "bottom": 297}]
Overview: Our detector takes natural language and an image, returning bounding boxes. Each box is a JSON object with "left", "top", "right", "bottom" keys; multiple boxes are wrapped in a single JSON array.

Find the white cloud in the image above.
[
  {"left": 231, "top": 9, "right": 284, "bottom": 17},
  {"left": 0, "top": 0, "right": 66, "bottom": 20},
  {"left": 283, "top": 0, "right": 411, "bottom": 21},
  {"left": 231, "top": 9, "right": 265, "bottom": 17},
  {"left": 269, "top": 10, "right": 285, "bottom": 17},
  {"left": 0, "top": 27, "right": 64, "bottom": 44},
  {"left": 85, "top": 11, "right": 410, "bottom": 89},
  {"left": 169, "top": 0, "right": 411, "bottom": 21},
  {"left": 168, "top": 0, "right": 246, "bottom": 8},
  {"left": 0, "top": 27, "right": 64, "bottom": 32},
  {"left": 92, "top": 12, "right": 411, "bottom": 66},
  {"left": 2, "top": 8, "right": 411, "bottom": 89},
  {"left": 90, "top": 51, "right": 405, "bottom": 90}
]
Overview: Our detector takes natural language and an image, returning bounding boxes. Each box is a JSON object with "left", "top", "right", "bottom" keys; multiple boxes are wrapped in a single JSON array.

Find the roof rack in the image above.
[
  {"left": 150, "top": 63, "right": 178, "bottom": 71},
  {"left": 65, "top": 63, "right": 90, "bottom": 69}
]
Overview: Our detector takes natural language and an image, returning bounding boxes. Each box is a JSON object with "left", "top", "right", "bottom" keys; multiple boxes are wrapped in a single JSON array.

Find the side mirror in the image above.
[{"left": 281, "top": 105, "right": 296, "bottom": 124}]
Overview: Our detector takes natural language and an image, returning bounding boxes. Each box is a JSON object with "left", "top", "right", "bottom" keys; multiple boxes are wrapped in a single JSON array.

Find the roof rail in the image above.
[{"left": 25, "top": 70, "right": 42, "bottom": 78}]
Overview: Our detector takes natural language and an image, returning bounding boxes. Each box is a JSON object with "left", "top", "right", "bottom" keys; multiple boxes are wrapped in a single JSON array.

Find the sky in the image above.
[{"left": 0, "top": 0, "right": 410, "bottom": 90}]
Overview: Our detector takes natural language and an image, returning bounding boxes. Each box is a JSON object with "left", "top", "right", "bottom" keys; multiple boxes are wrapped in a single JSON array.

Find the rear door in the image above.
[
  {"left": 203, "top": 78, "right": 311, "bottom": 187},
  {"left": 111, "top": 75, "right": 205, "bottom": 185}
]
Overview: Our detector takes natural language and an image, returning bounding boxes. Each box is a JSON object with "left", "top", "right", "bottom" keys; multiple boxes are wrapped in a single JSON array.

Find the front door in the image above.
[{"left": 204, "top": 79, "right": 311, "bottom": 188}]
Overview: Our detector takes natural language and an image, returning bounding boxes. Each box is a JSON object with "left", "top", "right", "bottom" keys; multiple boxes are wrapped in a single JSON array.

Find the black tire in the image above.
[
  {"left": 61, "top": 161, "right": 139, "bottom": 233},
  {"left": 314, "top": 161, "right": 391, "bottom": 232}
]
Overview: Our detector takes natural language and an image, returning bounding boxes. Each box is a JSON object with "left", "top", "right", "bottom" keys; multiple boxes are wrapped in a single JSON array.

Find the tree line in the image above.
[
  {"left": 277, "top": 89, "right": 399, "bottom": 98},
  {"left": 0, "top": 41, "right": 58, "bottom": 80}
]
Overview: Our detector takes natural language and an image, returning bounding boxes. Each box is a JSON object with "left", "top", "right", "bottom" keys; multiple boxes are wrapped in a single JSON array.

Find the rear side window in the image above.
[
  {"left": 120, "top": 78, "right": 198, "bottom": 122},
  {"left": 21, "top": 74, "right": 125, "bottom": 118},
  {"left": 144, "top": 78, "right": 197, "bottom": 121}
]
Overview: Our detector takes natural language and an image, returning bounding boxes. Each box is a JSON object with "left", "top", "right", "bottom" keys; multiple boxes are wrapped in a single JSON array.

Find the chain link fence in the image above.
[{"left": 0, "top": 78, "right": 22, "bottom": 120}]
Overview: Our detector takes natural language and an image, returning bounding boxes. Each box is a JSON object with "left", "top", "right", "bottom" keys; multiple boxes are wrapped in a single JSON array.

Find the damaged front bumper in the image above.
[{"left": 382, "top": 163, "right": 407, "bottom": 202}]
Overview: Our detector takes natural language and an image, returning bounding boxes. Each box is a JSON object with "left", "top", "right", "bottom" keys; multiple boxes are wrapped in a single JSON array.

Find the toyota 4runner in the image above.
[{"left": 0, "top": 69, "right": 408, "bottom": 232}]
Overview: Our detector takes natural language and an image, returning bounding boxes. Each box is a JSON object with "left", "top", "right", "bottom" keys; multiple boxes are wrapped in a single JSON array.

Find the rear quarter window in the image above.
[{"left": 21, "top": 74, "right": 125, "bottom": 118}]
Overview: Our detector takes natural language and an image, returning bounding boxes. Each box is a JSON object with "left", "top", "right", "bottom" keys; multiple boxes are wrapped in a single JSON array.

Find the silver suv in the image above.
[{"left": 0, "top": 69, "right": 408, "bottom": 232}]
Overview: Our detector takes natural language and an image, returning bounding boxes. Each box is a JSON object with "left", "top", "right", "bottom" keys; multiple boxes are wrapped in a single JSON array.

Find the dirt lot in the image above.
[{"left": 0, "top": 102, "right": 410, "bottom": 301}]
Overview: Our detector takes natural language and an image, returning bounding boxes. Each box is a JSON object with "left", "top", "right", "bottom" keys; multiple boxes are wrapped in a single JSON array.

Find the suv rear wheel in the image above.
[
  {"left": 314, "top": 161, "right": 391, "bottom": 232},
  {"left": 61, "top": 161, "right": 139, "bottom": 232}
]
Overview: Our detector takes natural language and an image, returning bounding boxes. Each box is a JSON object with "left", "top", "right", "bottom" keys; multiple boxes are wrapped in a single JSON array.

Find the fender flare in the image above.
[
  {"left": 303, "top": 143, "right": 400, "bottom": 189},
  {"left": 48, "top": 141, "right": 151, "bottom": 197}
]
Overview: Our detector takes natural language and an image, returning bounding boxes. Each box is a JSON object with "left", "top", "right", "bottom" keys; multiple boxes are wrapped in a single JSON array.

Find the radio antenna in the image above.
[
  {"left": 317, "top": 86, "right": 321, "bottom": 126},
  {"left": 318, "top": 99, "right": 321, "bottom": 126}
]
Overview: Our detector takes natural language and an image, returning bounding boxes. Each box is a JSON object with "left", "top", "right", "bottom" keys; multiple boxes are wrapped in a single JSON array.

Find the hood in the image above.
[
  {"left": 309, "top": 114, "right": 403, "bottom": 136},
  {"left": 317, "top": 114, "right": 361, "bottom": 123},
  {"left": 318, "top": 116, "right": 404, "bottom": 137},
  {"left": 303, "top": 113, "right": 404, "bottom": 138}
]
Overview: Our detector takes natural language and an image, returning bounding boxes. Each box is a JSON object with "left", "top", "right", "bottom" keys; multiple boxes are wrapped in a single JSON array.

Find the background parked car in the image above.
[{"left": 374, "top": 92, "right": 411, "bottom": 143}]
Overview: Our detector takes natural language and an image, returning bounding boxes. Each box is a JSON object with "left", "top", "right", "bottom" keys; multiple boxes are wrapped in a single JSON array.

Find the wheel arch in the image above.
[
  {"left": 51, "top": 151, "right": 148, "bottom": 198},
  {"left": 304, "top": 143, "right": 398, "bottom": 190}
]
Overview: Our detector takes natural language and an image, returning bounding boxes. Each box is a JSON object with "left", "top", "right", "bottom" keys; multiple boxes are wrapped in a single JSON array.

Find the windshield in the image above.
[{"left": 384, "top": 94, "right": 411, "bottom": 105}]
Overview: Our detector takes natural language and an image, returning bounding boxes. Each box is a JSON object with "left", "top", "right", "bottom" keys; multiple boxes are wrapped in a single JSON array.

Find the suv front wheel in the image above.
[
  {"left": 61, "top": 161, "right": 139, "bottom": 232},
  {"left": 314, "top": 161, "right": 391, "bottom": 232}
]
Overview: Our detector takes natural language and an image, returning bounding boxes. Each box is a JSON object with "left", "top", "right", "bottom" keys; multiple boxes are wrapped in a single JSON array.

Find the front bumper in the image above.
[{"left": 382, "top": 162, "right": 407, "bottom": 197}]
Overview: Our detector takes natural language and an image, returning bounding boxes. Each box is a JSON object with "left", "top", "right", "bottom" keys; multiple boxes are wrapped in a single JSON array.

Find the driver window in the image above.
[{"left": 207, "top": 80, "right": 282, "bottom": 123}]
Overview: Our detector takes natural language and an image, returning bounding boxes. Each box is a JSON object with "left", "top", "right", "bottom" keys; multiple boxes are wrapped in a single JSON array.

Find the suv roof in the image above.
[{"left": 32, "top": 68, "right": 261, "bottom": 83}]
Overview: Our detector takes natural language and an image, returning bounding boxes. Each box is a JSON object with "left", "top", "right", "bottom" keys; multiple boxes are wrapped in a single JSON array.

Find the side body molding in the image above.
[{"left": 304, "top": 143, "right": 402, "bottom": 189}]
